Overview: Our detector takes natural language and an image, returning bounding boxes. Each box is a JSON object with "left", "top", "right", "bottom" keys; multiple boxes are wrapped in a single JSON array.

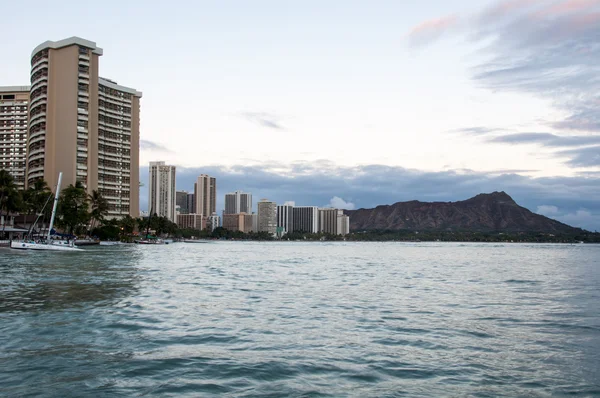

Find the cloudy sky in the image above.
[{"left": 2, "top": 0, "right": 599, "bottom": 230}]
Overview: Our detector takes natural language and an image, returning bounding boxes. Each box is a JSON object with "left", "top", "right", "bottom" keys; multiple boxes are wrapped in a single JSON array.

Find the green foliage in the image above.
[
  {"left": 56, "top": 182, "right": 90, "bottom": 235},
  {"left": 0, "top": 169, "right": 22, "bottom": 220},
  {"left": 22, "top": 179, "right": 52, "bottom": 218},
  {"left": 88, "top": 190, "right": 110, "bottom": 232}
]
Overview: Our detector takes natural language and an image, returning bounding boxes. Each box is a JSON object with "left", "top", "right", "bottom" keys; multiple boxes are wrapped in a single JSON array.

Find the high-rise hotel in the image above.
[
  {"left": 0, "top": 37, "right": 141, "bottom": 218},
  {"left": 0, "top": 87, "right": 29, "bottom": 190}
]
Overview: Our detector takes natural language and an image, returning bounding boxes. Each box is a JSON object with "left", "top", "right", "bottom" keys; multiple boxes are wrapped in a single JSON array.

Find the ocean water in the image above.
[{"left": 0, "top": 242, "right": 599, "bottom": 397}]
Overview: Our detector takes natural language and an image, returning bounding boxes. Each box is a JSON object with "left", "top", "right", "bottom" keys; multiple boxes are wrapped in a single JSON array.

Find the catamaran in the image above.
[{"left": 10, "top": 172, "right": 83, "bottom": 251}]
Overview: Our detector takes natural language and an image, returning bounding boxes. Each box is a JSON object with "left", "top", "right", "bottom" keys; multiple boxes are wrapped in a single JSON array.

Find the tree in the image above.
[
  {"left": 0, "top": 170, "right": 22, "bottom": 235},
  {"left": 88, "top": 190, "right": 109, "bottom": 232},
  {"left": 56, "top": 182, "right": 90, "bottom": 235},
  {"left": 22, "top": 179, "right": 52, "bottom": 217}
]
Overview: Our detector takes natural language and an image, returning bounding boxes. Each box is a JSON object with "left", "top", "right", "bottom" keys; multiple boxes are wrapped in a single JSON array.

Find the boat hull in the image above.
[{"left": 10, "top": 241, "right": 83, "bottom": 251}]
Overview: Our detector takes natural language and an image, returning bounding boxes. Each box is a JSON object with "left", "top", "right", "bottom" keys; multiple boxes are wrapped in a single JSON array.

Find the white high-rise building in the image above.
[
  {"left": 194, "top": 174, "right": 216, "bottom": 216},
  {"left": 224, "top": 190, "right": 252, "bottom": 214},
  {"left": 318, "top": 208, "right": 350, "bottom": 236},
  {"left": 277, "top": 201, "right": 295, "bottom": 235},
  {"left": 257, "top": 199, "right": 277, "bottom": 235},
  {"left": 148, "top": 161, "right": 176, "bottom": 222}
]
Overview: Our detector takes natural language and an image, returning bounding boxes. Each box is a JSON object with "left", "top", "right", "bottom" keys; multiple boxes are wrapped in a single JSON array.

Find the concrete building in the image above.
[
  {"left": 207, "top": 212, "right": 220, "bottom": 231},
  {"left": 24, "top": 37, "right": 141, "bottom": 218},
  {"left": 318, "top": 208, "right": 341, "bottom": 235},
  {"left": 292, "top": 206, "right": 319, "bottom": 233},
  {"left": 176, "top": 190, "right": 189, "bottom": 214},
  {"left": 317, "top": 208, "right": 349, "bottom": 236},
  {"left": 177, "top": 213, "right": 206, "bottom": 230},
  {"left": 149, "top": 161, "right": 176, "bottom": 222},
  {"left": 194, "top": 174, "right": 216, "bottom": 216},
  {"left": 337, "top": 213, "right": 350, "bottom": 236},
  {"left": 277, "top": 201, "right": 295, "bottom": 235},
  {"left": 251, "top": 213, "right": 258, "bottom": 232},
  {"left": 222, "top": 213, "right": 247, "bottom": 233},
  {"left": 257, "top": 199, "right": 277, "bottom": 235},
  {"left": 224, "top": 190, "right": 252, "bottom": 214},
  {"left": 0, "top": 87, "right": 29, "bottom": 190}
]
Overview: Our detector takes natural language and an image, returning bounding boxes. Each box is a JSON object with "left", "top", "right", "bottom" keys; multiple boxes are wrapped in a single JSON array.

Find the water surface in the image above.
[{"left": 1, "top": 242, "right": 599, "bottom": 397}]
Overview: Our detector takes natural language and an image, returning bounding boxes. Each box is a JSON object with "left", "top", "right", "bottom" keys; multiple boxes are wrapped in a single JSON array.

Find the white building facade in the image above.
[{"left": 149, "top": 161, "right": 176, "bottom": 222}]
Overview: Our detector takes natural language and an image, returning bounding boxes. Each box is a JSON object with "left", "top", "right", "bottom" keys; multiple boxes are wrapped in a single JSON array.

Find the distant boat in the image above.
[
  {"left": 183, "top": 239, "right": 211, "bottom": 244},
  {"left": 11, "top": 172, "right": 83, "bottom": 252}
]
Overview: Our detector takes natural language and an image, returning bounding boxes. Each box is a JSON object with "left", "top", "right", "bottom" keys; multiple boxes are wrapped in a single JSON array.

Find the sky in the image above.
[{"left": 1, "top": 0, "right": 599, "bottom": 230}]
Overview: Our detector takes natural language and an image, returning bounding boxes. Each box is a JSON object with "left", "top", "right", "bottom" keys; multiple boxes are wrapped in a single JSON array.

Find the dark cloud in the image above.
[
  {"left": 487, "top": 132, "right": 600, "bottom": 147},
  {"left": 241, "top": 112, "right": 284, "bottom": 130},
  {"left": 556, "top": 145, "right": 600, "bottom": 167},
  {"left": 140, "top": 139, "right": 172, "bottom": 152},
  {"left": 138, "top": 161, "right": 600, "bottom": 231}
]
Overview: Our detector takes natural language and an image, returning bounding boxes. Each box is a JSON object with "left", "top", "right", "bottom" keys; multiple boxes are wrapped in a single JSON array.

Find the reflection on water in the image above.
[
  {"left": 0, "top": 242, "right": 599, "bottom": 397},
  {"left": 0, "top": 247, "right": 140, "bottom": 312}
]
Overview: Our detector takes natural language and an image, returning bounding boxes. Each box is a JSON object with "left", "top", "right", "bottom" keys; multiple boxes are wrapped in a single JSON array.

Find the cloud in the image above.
[
  {"left": 241, "top": 112, "right": 284, "bottom": 130},
  {"left": 486, "top": 132, "right": 600, "bottom": 147},
  {"left": 448, "top": 126, "right": 505, "bottom": 136},
  {"left": 327, "top": 196, "right": 355, "bottom": 210},
  {"left": 556, "top": 209, "right": 600, "bottom": 232},
  {"left": 140, "top": 139, "right": 172, "bottom": 152},
  {"left": 537, "top": 204, "right": 559, "bottom": 215},
  {"left": 138, "top": 161, "right": 600, "bottom": 231},
  {"left": 412, "top": 0, "right": 600, "bottom": 157},
  {"left": 556, "top": 145, "right": 600, "bottom": 167},
  {"left": 407, "top": 15, "right": 458, "bottom": 47}
]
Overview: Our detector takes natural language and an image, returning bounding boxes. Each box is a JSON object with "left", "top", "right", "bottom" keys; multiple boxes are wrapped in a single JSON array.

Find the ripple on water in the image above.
[{"left": 0, "top": 242, "right": 599, "bottom": 396}]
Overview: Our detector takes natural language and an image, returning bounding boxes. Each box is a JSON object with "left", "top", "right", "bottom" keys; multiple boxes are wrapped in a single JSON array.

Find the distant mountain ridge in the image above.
[{"left": 344, "top": 192, "right": 582, "bottom": 233}]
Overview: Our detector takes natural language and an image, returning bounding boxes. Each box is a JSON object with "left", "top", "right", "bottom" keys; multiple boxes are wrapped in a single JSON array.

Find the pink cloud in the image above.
[
  {"left": 408, "top": 15, "right": 458, "bottom": 47},
  {"left": 544, "top": 0, "right": 600, "bottom": 15},
  {"left": 481, "top": 0, "right": 541, "bottom": 19}
]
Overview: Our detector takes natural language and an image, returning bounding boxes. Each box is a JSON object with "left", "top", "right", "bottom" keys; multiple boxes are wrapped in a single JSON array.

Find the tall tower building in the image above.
[
  {"left": 176, "top": 190, "right": 189, "bottom": 214},
  {"left": 194, "top": 174, "right": 216, "bottom": 216},
  {"left": 0, "top": 87, "right": 30, "bottom": 190},
  {"left": 149, "top": 161, "right": 176, "bottom": 222},
  {"left": 277, "top": 201, "right": 295, "bottom": 235},
  {"left": 292, "top": 206, "right": 319, "bottom": 233},
  {"left": 257, "top": 199, "right": 277, "bottom": 235},
  {"left": 224, "top": 190, "right": 252, "bottom": 214},
  {"left": 25, "top": 37, "right": 140, "bottom": 218}
]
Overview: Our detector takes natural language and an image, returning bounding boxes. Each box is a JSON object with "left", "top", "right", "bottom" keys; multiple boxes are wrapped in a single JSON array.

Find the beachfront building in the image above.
[
  {"left": 23, "top": 36, "right": 141, "bottom": 218},
  {"left": 318, "top": 208, "right": 350, "bottom": 236},
  {"left": 194, "top": 174, "right": 216, "bottom": 216},
  {"left": 276, "top": 201, "right": 295, "bottom": 235},
  {"left": 149, "top": 161, "right": 176, "bottom": 222},
  {"left": 292, "top": 206, "right": 319, "bottom": 233},
  {"left": 0, "top": 86, "right": 29, "bottom": 190},
  {"left": 177, "top": 213, "right": 206, "bottom": 230},
  {"left": 176, "top": 190, "right": 189, "bottom": 214},
  {"left": 224, "top": 190, "right": 252, "bottom": 214},
  {"left": 257, "top": 199, "right": 277, "bottom": 235}
]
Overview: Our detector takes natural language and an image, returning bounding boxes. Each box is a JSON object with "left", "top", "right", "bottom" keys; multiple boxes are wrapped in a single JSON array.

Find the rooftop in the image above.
[{"left": 32, "top": 36, "right": 103, "bottom": 57}]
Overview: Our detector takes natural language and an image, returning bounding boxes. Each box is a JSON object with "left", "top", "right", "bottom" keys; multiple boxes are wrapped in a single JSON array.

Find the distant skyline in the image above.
[{"left": 2, "top": 0, "right": 598, "bottom": 230}]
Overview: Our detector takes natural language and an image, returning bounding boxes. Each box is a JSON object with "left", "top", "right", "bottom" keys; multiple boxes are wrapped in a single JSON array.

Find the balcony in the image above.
[
  {"left": 28, "top": 151, "right": 45, "bottom": 162},
  {"left": 31, "top": 62, "right": 48, "bottom": 76},
  {"left": 31, "top": 57, "right": 48, "bottom": 70},
  {"left": 28, "top": 165, "right": 45, "bottom": 175}
]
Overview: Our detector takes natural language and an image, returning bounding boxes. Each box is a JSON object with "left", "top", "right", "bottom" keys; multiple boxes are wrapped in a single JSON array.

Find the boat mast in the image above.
[{"left": 46, "top": 172, "right": 63, "bottom": 241}]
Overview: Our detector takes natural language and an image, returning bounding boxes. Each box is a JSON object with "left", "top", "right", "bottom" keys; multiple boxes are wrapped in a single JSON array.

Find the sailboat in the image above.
[{"left": 11, "top": 172, "right": 83, "bottom": 251}]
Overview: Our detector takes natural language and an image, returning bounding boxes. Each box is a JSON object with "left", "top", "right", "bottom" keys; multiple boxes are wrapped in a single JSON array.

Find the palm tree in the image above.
[
  {"left": 88, "top": 189, "right": 109, "bottom": 233},
  {"left": 56, "top": 182, "right": 90, "bottom": 235},
  {"left": 0, "top": 170, "right": 22, "bottom": 235}
]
